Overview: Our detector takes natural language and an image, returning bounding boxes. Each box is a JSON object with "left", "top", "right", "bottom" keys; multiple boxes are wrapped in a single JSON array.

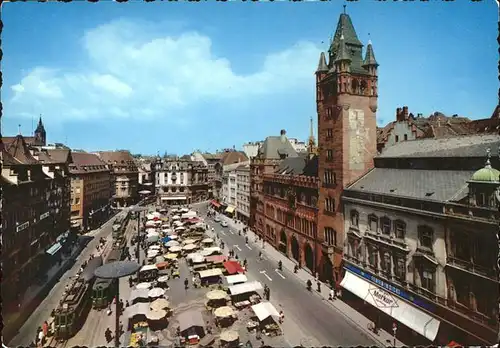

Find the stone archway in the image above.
[
  {"left": 279, "top": 229, "right": 287, "bottom": 254},
  {"left": 304, "top": 243, "right": 314, "bottom": 271},
  {"left": 321, "top": 253, "right": 334, "bottom": 284},
  {"left": 291, "top": 236, "right": 300, "bottom": 262}
]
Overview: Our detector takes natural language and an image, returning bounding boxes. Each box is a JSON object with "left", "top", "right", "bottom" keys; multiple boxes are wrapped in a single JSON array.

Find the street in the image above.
[
  {"left": 196, "top": 202, "right": 378, "bottom": 347},
  {"left": 8, "top": 208, "right": 132, "bottom": 347}
]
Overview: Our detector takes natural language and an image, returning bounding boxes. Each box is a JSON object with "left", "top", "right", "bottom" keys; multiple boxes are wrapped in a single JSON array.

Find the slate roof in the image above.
[
  {"left": 378, "top": 134, "right": 500, "bottom": 158},
  {"left": 258, "top": 135, "right": 298, "bottom": 160},
  {"left": 347, "top": 168, "right": 475, "bottom": 202},
  {"left": 96, "top": 151, "right": 137, "bottom": 167},
  {"left": 3, "top": 136, "right": 40, "bottom": 146},
  {"left": 0, "top": 138, "right": 20, "bottom": 166},
  {"left": 275, "top": 154, "right": 318, "bottom": 176},
  {"left": 202, "top": 153, "right": 223, "bottom": 161}
]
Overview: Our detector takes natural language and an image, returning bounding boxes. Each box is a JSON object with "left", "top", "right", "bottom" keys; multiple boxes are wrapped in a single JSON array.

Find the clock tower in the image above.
[{"left": 315, "top": 10, "right": 379, "bottom": 285}]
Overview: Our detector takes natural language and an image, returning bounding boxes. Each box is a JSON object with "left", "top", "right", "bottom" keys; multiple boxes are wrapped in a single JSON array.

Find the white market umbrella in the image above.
[
  {"left": 175, "top": 226, "right": 186, "bottom": 232},
  {"left": 165, "top": 240, "right": 180, "bottom": 247},
  {"left": 169, "top": 246, "right": 182, "bottom": 253},
  {"left": 146, "top": 228, "right": 157, "bottom": 234},
  {"left": 220, "top": 330, "right": 239, "bottom": 342},
  {"left": 172, "top": 215, "right": 181, "bottom": 220},
  {"left": 148, "top": 287, "right": 166, "bottom": 298},
  {"left": 182, "top": 244, "right": 197, "bottom": 251},
  {"left": 136, "top": 282, "right": 152, "bottom": 290},
  {"left": 174, "top": 221, "right": 184, "bottom": 226},
  {"left": 157, "top": 275, "right": 169, "bottom": 283},
  {"left": 183, "top": 239, "right": 197, "bottom": 245},
  {"left": 147, "top": 250, "right": 159, "bottom": 258},
  {"left": 169, "top": 235, "right": 178, "bottom": 240},
  {"left": 155, "top": 256, "right": 165, "bottom": 263},
  {"left": 146, "top": 309, "right": 168, "bottom": 321},
  {"left": 149, "top": 245, "right": 161, "bottom": 250},
  {"left": 146, "top": 214, "right": 155, "bottom": 220},
  {"left": 145, "top": 221, "right": 155, "bottom": 227},
  {"left": 147, "top": 234, "right": 160, "bottom": 243},
  {"left": 150, "top": 298, "right": 170, "bottom": 311},
  {"left": 202, "top": 238, "right": 214, "bottom": 244}
]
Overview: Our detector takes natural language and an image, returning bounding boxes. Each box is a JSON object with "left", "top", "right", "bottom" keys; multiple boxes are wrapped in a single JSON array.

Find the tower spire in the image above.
[{"left": 308, "top": 116, "right": 317, "bottom": 156}]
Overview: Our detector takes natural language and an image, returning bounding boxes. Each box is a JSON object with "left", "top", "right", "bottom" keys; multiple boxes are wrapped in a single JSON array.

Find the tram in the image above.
[
  {"left": 92, "top": 248, "right": 124, "bottom": 309},
  {"left": 53, "top": 256, "right": 103, "bottom": 340}
]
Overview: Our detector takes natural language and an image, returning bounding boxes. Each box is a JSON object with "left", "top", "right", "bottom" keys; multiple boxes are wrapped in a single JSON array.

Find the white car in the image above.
[{"left": 220, "top": 221, "right": 228, "bottom": 227}]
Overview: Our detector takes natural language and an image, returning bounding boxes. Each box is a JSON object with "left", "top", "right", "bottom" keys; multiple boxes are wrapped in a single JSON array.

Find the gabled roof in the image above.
[
  {"left": 3, "top": 136, "right": 40, "bottom": 146},
  {"left": 36, "top": 148, "right": 72, "bottom": 164},
  {"left": 96, "top": 151, "right": 137, "bottom": 167},
  {"left": 257, "top": 135, "right": 298, "bottom": 160},
  {"left": 5, "top": 135, "right": 39, "bottom": 165},
  {"left": 0, "top": 138, "right": 20, "bottom": 166}
]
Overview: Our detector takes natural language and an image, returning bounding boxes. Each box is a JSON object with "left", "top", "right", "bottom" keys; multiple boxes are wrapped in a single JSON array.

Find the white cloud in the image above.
[{"left": 8, "top": 19, "right": 320, "bottom": 122}]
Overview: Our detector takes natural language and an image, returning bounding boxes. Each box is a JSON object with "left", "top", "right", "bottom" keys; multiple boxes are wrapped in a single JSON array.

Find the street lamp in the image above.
[
  {"left": 94, "top": 260, "right": 140, "bottom": 348},
  {"left": 130, "top": 206, "right": 148, "bottom": 270}
]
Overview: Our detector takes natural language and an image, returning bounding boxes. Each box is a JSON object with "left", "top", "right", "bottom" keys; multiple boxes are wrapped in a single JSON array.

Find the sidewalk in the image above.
[
  {"left": 219, "top": 214, "right": 404, "bottom": 347},
  {"left": 3, "top": 242, "right": 84, "bottom": 343}
]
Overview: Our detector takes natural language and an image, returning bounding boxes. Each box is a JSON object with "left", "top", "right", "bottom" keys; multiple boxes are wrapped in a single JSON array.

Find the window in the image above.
[
  {"left": 475, "top": 193, "right": 486, "bottom": 207},
  {"left": 380, "top": 217, "right": 391, "bottom": 235},
  {"left": 325, "top": 227, "right": 336, "bottom": 246},
  {"left": 326, "top": 108, "right": 332, "bottom": 119},
  {"left": 326, "top": 128, "right": 333, "bottom": 139},
  {"left": 418, "top": 225, "right": 434, "bottom": 249},
  {"left": 326, "top": 150, "right": 334, "bottom": 161},
  {"left": 324, "top": 170, "right": 336, "bottom": 185},
  {"left": 381, "top": 251, "right": 391, "bottom": 274},
  {"left": 404, "top": 134, "right": 408, "bottom": 141},
  {"left": 325, "top": 197, "right": 335, "bottom": 212},
  {"left": 394, "top": 255, "right": 406, "bottom": 280},
  {"left": 453, "top": 231, "right": 470, "bottom": 261},
  {"left": 394, "top": 220, "right": 406, "bottom": 239},
  {"left": 367, "top": 244, "right": 378, "bottom": 268},
  {"left": 368, "top": 214, "right": 378, "bottom": 232},
  {"left": 350, "top": 210, "right": 359, "bottom": 227},
  {"left": 419, "top": 265, "right": 435, "bottom": 293}
]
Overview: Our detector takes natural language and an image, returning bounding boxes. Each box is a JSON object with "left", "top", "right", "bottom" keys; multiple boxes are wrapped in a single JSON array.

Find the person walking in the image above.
[{"left": 279, "top": 310, "right": 284, "bottom": 324}]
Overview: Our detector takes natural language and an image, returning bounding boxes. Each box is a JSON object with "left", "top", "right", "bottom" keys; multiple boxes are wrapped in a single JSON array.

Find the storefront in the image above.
[
  {"left": 224, "top": 205, "right": 236, "bottom": 217},
  {"left": 341, "top": 264, "right": 441, "bottom": 346},
  {"left": 210, "top": 200, "right": 222, "bottom": 211}
]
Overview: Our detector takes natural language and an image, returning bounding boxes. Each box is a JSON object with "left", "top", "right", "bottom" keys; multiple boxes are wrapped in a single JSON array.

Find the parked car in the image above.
[{"left": 220, "top": 221, "right": 228, "bottom": 227}]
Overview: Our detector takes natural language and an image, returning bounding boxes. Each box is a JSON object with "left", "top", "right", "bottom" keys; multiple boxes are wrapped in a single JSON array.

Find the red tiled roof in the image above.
[
  {"left": 70, "top": 151, "right": 109, "bottom": 174},
  {"left": 4, "top": 135, "right": 39, "bottom": 165},
  {"left": 223, "top": 261, "right": 245, "bottom": 275}
]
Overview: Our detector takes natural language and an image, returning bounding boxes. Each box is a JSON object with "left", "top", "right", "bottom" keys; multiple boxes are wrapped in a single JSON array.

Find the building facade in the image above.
[
  {"left": 95, "top": 151, "right": 139, "bottom": 208},
  {"left": 316, "top": 12, "right": 379, "bottom": 285},
  {"left": 250, "top": 130, "right": 298, "bottom": 238},
  {"left": 192, "top": 152, "right": 224, "bottom": 199},
  {"left": 137, "top": 160, "right": 156, "bottom": 198},
  {"left": 261, "top": 155, "right": 319, "bottom": 271},
  {"left": 69, "top": 152, "right": 112, "bottom": 232},
  {"left": 236, "top": 164, "right": 251, "bottom": 224},
  {"left": 1, "top": 135, "right": 71, "bottom": 312},
  {"left": 341, "top": 134, "right": 499, "bottom": 346},
  {"left": 155, "top": 157, "right": 209, "bottom": 205}
]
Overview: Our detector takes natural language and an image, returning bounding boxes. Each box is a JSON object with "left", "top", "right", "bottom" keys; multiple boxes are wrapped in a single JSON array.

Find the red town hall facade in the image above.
[{"left": 315, "top": 13, "right": 379, "bottom": 285}]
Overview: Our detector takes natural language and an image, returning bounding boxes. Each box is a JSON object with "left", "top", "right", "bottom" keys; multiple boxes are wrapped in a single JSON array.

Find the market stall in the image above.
[
  {"left": 228, "top": 281, "right": 263, "bottom": 308},
  {"left": 220, "top": 330, "right": 239, "bottom": 348},
  {"left": 223, "top": 261, "right": 245, "bottom": 275},
  {"left": 198, "top": 268, "right": 223, "bottom": 286},
  {"left": 139, "top": 264, "right": 159, "bottom": 282},
  {"left": 148, "top": 287, "right": 166, "bottom": 299},
  {"left": 225, "top": 274, "right": 248, "bottom": 285},
  {"left": 177, "top": 310, "right": 206, "bottom": 344},
  {"left": 248, "top": 302, "right": 282, "bottom": 336},
  {"left": 129, "top": 288, "right": 150, "bottom": 305},
  {"left": 214, "top": 306, "right": 236, "bottom": 328},
  {"left": 125, "top": 302, "right": 150, "bottom": 330}
]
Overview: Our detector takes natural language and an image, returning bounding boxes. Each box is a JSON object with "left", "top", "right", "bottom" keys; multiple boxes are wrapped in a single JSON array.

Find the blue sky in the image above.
[{"left": 2, "top": 1, "right": 498, "bottom": 155}]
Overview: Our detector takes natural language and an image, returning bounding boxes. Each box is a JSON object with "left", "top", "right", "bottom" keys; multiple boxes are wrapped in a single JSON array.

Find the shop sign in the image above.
[
  {"left": 16, "top": 221, "right": 29, "bottom": 233},
  {"left": 344, "top": 263, "right": 433, "bottom": 311},
  {"left": 369, "top": 287, "right": 398, "bottom": 308},
  {"left": 40, "top": 212, "right": 50, "bottom": 220}
]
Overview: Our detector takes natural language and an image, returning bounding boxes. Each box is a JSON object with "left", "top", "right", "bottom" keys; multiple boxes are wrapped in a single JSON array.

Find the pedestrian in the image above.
[
  {"left": 42, "top": 321, "right": 49, "bottom": 337},
  {"left": 279, "top": 310, "right": 284, "bottom": 324},
  {"left": 329, "top": 288, "right": 335, "bottom": 300},
  {"left": 38, "top": 328, "right": 45, "bottom": 347}
]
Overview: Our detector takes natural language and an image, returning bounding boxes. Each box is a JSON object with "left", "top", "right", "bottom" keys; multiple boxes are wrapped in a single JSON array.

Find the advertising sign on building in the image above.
[{"left": 369, "top": 286, "right": 399, "bottom": 308}]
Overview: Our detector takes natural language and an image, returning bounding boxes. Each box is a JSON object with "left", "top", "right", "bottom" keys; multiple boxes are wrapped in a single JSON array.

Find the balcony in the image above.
[{"left": 446, "top": 256, "right": 497, "bottom": 279}]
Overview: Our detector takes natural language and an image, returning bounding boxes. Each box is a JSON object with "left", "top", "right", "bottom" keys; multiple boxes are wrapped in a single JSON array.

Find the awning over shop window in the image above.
[
  {"left": 225, "top": 206, "right": 235, "bottom": 214},
  {"left": 211, "top": 200, "right": 221, "bottom": 208},
  {"left": 340, "top": 270, "right": 441, "bottom": 342},
  {"left": 46, "top": 242, "right": 62, "bottom": 256}
]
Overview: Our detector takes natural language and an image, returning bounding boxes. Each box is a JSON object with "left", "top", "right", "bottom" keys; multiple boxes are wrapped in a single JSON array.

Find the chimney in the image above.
[
  {"left": 280, "top": 129, "right": 287, "bottom": 143},
  {"left": 403, "top": 106, "right": 409, "bottom": 119},
  {"left": 396, "top": 108, "right": 403, "bottom": 122}
]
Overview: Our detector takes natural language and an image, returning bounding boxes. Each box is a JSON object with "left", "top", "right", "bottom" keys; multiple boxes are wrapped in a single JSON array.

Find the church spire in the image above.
[
  {"left": 316, "top": 52, "right": 328, "bottom": 73},
  {"left": 308, "top": 116, "right": 317, "bottom": 156}
]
